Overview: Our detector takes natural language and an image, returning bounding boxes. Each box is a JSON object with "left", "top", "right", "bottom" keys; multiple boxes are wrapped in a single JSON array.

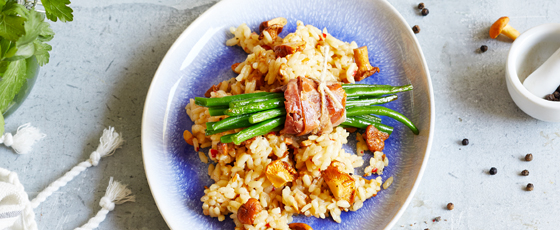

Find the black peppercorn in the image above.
[
  {"left": 526, "top": 183, "right": 534, "bottom": 191},
  {"left": 525, "top": 153, "right": 533, "bottom": 161},
  {"left": 489, "top": 167, "right": 497, "bottom": 175},
  {"left": 447, "top": 203, "right": 454, "bottom": 210},
  {"left": 418, "top": 3, "right": 425, "bottom": 9},
  {"left": 521, "top": 169, "right": 529, "bottom": 176},
  {"left": 462, "top": 138, "right": 469, "bottom": 145},
  {"left": 421, "top": 8, "right": 429, "bottom": 16},
  {"left": 480, "top": 45, "right": 488, "bottom": 52},
  {"left": 412, "top": 25, "right": 420, "bottom": 34},
  {"left": 545, "top": 94, "right": 556, "bottom": 101}
]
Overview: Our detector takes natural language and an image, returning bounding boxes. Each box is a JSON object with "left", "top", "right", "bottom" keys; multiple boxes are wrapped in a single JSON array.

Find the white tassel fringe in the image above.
[
  {"left": 30, "top": 127, "right": 124, "bottom": 208},
  {"left": 74, "top": 177, "right": 135, "bottom": 230},
  {"left": 0, "top": 123, "right": 46, "bottom": 154}
]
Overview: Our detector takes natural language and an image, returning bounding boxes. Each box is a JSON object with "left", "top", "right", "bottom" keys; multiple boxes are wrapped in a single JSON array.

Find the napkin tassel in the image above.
[
  {"left": 30, "top": 127, "right": 124, "bottom": 208},
  {"left": 74, "top": 177, "right": 135, "bottom": 230},
  {"left": 0, "top": 123, "right": 46, "bottom": 154}
]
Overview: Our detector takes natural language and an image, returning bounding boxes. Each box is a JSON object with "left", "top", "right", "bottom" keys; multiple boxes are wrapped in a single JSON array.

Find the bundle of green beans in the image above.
[{"left": 194, "top": 84, "right": 418, "bottom": 145}]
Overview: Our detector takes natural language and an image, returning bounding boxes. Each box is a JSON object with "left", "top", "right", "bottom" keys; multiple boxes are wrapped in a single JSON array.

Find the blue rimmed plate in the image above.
[{"left": 142, "top": 0, "right": 434, "bottom": 229}]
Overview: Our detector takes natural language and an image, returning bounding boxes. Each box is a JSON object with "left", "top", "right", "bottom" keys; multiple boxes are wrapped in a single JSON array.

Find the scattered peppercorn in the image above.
[
  {"left": 433, "top": 216, "right": 441, "bottom": 222},
  {"left": 447, "top": 203, "right": 454, "bottom": 210},
  {"left": 521, "top": 169, "right": 529, "bottom": 176},
  {"left": 545, "top": 94, "right": 557, "bottom": 101},
  {"left": 544, "top": 85, "right": 560, "bottom": 101},
  {"left": 421, "top": 8, "right": 429, "bottom": 16},
  {"left": 525, "top": 153, "right": 533, "bottom": 161},
  {"left": 412, "top": 25, "right": 421, "bottom": 34},
  {"left": 489, "top": 167, "right": 497, "bottom": 175},
  {"left": 480, "top": 45, "right": 488, "bottom": 52},
  {"left": 526, "top": 183, "right": 534, "bottom": 191},
  {"left": 462, "top": 138, "right": 469, "bottom": 145},
  {"left": 418, "top": 2, "right": 425, "bottom": 9}
]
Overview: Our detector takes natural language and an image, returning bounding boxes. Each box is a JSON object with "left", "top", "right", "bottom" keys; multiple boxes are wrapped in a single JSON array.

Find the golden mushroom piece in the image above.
[
  {"left": 489, "top": 16, "right": 520, "bottom": 41},
  {"left": 265, "top": 160, "right": 297, "bottom": 188},
  {"left": 322, "top": 161, "right": 356, "bottom": 204},
  {"left": 288, "top": 223, "right": 313, "bottom": 230}
]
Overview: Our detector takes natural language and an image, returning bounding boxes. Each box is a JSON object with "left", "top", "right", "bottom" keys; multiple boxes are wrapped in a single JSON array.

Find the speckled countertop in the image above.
[{"left": 1, "top": 0, "right": 559, "bottom": 229}]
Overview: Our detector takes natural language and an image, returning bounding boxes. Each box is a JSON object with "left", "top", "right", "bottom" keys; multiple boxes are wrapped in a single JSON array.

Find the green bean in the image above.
[
  {"left": 202, "top": 92, "right": 273, "bottom": 107},
  {"left": 220, "top": 133, "right": 236, "bottom": 143},
  {"left": 356, "top": 114, "right": 382, "bottom": 124},
  {"left": 194, "top": 97, "right": 208, "bottom": 106},
  {"left": 345, "top": 84, "right": 413, "bottom": 97},
  {"left": 229, "top": 93, "right": 284, "bottom": 108},
  {"left": 206, "top": 128, "right": 229, "bottom": 136},
  {"left": 206, "top": 122, "right": 217, "bottom": 131},
  {"left": 341, "top": 117, "right": 393, "bottom": 134},
  {"left": 340, "top": 117, "right": 368, "bottom": 129},
  {"left": 208, "top": 107, "right": 228, "bottom": 116},
  {"left": 232, "top": 117, "right": 285, "bottom": 145},
  {"left": 341, "top": 84, "right": 391, "bottom": 89},
  {"left": 346, "top": 106, "right": 418, "bottom": 134},
  {"left": 211, "top": 114, "right": 252, "bottom": 130},
  {"left": 346, "top": 96, "right": 360, "bottom": 101},
  {"left": 249, "top": 108, "right": 286, "bottom": 124},
  {"left": 225, "top": 98, "right": 284, "bottom": 116},
  {"left": 346, "top": 95, "right": 398, "bottom": 107}
]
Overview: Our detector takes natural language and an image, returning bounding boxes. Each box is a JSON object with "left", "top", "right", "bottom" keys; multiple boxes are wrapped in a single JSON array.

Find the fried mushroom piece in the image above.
[
  {"left": 204, "top": 82, "right": 221, "bottom": 97},
  {"left": 353, "top": 46, "right": 380, "bottom": 81},
  {"left": 237, "top": 198, "right": 262, "bottom": 225},
  {"left": 274, "top": 41, "right": 305, "bottom": 58},
  {"left": 362, "top": 125, "right": 389, "bottom": 152},
  {"left": 265, "top": 160, "right": 297, "bottom": 188},
  {"left": 217, "top": 142, "right": 228, "bottom": 156},
  {"left": 288, "top": 223, "right": 313, "bottom": 230},
  {"left": 259, "top": 17, "right": 288, "bottom": 41},
  {"left": 322, "top": 161, "right": 356, "bottom": 204}
]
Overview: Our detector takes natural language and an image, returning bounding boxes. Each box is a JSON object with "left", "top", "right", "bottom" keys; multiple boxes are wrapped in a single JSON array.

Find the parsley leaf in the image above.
[
  {"left": 0, "top": 12, "right": 26, "bottom": 41},
  {"left": 40, "top": 0, "right": 73, "bottom": 22},
  {"left": 2, "top": 10, "right": 53, "bottom": 64},
  {"left": 33, "top": 40, "right": 51, "bottom": 66},
  {"left": 0, "top": 59, "right": 27, "bottom": 112}
]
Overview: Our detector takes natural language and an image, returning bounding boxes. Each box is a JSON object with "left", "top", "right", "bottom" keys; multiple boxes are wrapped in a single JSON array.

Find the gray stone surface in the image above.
[{"left": 0, "top": 0, "right": 559, "bottom": 229}]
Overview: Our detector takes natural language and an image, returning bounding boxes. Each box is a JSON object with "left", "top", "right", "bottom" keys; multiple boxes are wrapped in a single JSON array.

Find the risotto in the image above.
[{"left": 184, "top": 18, "right": 401, "bottom": 230}]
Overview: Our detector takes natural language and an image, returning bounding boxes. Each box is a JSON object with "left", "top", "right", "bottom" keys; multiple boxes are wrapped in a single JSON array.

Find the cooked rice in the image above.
[{"left": 185, "top": 20, "right": 388, "bottom": 229}]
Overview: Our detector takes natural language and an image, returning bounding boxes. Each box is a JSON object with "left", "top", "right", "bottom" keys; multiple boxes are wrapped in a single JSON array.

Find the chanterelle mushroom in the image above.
[
  {"left": 274, "top": 41, "right": 306, "bottom": 58},
  {"left": 288, "top": 223, "right": 313, "bottom": 230},
  {"left": 489, "top": 16, "right": 520, "bottom": 41},
  {"left": 353, "top": 46, "right": 380, "bottom": 82},
  {"left": 322, "top": 161, "right": 356, "bottom": 204},
  {"left": 362, "top": 125, "right": 389, "bottom": 152},
  {"left": 265, "top": 160, "right": 297, "bottom": 188},
  {"left": 237, "top": 198, "right": 262, "bottom": 225},
  {"left": 259, "top": 17, "right": 288, "bottom": 41}
]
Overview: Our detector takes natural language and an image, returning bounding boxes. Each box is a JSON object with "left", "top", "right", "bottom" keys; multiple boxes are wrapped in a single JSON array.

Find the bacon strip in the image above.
[
  {"left": 281, "top": 79, "right": 304, "bottom": 134},
  {"left": 281, "top": 76, "right": 346, "bottom": 136},
  {"left": 326, "top": 83, "right": 347, "bottom": 126},
  {"left": 298, "top": 77, "right": 322, "bottom": 135}
]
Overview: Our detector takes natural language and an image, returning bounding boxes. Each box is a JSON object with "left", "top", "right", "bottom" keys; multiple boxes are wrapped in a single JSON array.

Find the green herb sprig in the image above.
[{"left": 0, "top": 0, "right": 72, "bottom": 133}]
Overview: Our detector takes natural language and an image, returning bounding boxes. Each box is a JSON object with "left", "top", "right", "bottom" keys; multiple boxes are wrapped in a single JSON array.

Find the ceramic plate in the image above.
[{"left": 142, "top": 0, "right": 434, "bottom": 229}]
